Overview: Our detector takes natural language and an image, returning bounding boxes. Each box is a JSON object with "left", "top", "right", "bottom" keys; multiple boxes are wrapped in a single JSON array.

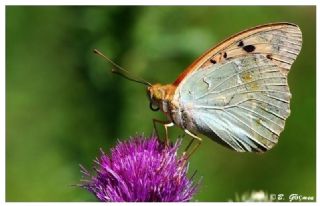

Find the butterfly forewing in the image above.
[
  {"left": 173, "top": 23, "right": 302, "bottom": 152},
  {"left": 174, "top": 23, "right": 302, "bottom": 85}
]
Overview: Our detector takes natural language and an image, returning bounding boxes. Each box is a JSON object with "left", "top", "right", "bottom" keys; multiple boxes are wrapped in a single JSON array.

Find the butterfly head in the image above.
[
  {"left": 147, "top": 84, "right": 163, "bottom": 111},
  {"left": 147, "top": 84, "right": 176, "bottom": 112}
]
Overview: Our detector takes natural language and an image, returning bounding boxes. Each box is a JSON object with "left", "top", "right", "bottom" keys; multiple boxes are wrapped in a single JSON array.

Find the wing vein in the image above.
[
  {"left": 224, "top": 110, "right": 278, "bottom": 143},
  {"left": 210, "top": 77, "right": 287, "bottom": 95},
  {"left": 205, "top": 64, "right": 279, "bottom": 93},
  {"left": 237, "top": 105, "right": 284, "bottom": 131}
]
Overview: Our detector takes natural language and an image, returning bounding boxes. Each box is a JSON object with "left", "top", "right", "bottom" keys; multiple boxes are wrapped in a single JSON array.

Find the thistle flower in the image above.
[{"left": 79, "top": 135, "right": 199, "bottom": 202}]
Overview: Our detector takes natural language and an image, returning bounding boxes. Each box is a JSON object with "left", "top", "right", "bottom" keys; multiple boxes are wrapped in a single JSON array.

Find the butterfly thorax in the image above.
[{"left": 147, "top": 84, "right": 177, "bottom": 114}]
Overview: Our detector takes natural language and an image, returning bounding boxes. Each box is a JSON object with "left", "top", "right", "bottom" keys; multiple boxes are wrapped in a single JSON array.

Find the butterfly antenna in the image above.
[{"left": 93, "top": 49, "right": 152, "bottom": 86}]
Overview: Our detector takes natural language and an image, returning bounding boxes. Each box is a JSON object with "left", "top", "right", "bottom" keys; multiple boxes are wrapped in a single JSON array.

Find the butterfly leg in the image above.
[
  {"left": 184, "top": 129, "right": 202, "bottom": 159},
  {"left": 152, "top": 119, "right": 174, "bottom": 145}
]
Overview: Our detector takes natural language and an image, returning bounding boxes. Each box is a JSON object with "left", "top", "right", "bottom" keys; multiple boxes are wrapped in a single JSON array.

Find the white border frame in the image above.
[{"left": 1, "top": 1, "right": 318, "bottom": 205}]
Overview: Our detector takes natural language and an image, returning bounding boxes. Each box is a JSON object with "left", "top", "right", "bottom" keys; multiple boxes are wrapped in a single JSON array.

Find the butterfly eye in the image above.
[{"left": 149, "top": 102, "right": 160, "bottom": 111}]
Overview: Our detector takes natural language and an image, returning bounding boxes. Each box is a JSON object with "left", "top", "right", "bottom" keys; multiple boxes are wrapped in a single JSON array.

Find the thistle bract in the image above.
[{"left": 80, "top": 135, "right": 198, "bottom": 202}]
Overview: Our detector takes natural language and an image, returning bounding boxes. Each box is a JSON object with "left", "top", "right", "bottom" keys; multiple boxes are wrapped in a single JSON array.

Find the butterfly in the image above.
[{"left": 95, "top": 22, "right": 302, "bottom": 153}]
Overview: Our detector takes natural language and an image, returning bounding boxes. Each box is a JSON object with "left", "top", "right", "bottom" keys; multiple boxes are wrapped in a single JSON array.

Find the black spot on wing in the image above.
[
  {"left": 243, "top": 45, "right": 256, "bottom": 53},
  {"left": 238, "top": 40, "right": 244, "bottom": 47},
  {"left": 210, "top": 59, "right": 217, "bottom": 64},
  {"left": 223, "top": 52, "right": 227, "bottom": 58}
]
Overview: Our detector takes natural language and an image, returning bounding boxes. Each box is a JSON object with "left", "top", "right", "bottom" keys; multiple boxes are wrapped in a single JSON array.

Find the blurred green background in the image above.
[{"left": 6, "top": 6, "right": 316, "bottom": 202}]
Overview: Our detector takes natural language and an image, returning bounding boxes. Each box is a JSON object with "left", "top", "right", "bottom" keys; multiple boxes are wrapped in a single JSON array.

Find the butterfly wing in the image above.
[
  {"left": 174, "top": 22, "right": 302, "bottom": 85},
  {"left": 173, "top": 23, "right": 302, "bottom": 152}
]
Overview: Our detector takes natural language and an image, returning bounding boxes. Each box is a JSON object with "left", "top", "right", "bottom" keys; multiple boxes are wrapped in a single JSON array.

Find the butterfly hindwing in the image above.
[{"left": 173, "top": 23, "right": 302, "bottom": 152}]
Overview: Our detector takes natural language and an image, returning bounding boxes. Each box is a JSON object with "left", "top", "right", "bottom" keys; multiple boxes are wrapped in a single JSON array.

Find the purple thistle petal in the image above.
[{"left": 79, "top": 135, "right": 199, "bottom": 202}]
